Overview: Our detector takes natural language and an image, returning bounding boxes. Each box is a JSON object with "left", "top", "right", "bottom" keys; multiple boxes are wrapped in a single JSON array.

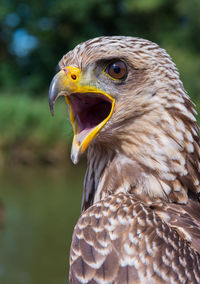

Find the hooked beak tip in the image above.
[
  {"left": 48, "top": 70, "right": 67, "bottom": 116},
  {"left": 49, "top": 100, "right": 55, "bottom": 116}
]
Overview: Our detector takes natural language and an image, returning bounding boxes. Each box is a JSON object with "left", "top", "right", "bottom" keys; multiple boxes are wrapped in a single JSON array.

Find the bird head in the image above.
[
  {"left": 49, "top": 37, "right": 200, "bottom": 205},
  {"left": 49, "top": 36, "right": 181, "bottom": 164}
]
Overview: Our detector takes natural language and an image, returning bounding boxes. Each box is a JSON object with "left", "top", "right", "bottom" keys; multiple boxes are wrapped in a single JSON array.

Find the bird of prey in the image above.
[{"left": 49, "top": 36, "right": 200, "bottom": 284}]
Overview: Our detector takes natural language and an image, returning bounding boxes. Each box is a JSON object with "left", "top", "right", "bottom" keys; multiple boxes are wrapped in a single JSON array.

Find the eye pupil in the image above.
[
  {"left": 106, "top": 60, "right": 127, "bottom": 80},
  {"left": 113, "top": 65, "right": 121, "bottom": 74}
]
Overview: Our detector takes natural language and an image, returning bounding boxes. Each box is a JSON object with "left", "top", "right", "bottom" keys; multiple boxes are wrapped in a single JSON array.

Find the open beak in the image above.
[{"left": 49, "top": 66, "right": 115, "bottom": 164}]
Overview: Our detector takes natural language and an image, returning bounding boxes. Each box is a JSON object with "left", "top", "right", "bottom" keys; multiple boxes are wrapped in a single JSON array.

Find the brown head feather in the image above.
[{"left": 59, "top": 36, "right": 200, "bottom": 208}]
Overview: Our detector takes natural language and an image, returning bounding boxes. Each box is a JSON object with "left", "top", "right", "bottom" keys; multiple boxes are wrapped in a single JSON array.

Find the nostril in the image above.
[{"left": 71, "top": 74, "right": 77, "bottom": 80}]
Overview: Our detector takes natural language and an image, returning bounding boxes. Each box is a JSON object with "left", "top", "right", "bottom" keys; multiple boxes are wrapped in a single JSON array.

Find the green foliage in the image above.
[
  {"left": 0, "top": 95, "right": 72, "bottom": 147},
  {"left": 124, "top": 0, "right": 167, "bottom": 12}
]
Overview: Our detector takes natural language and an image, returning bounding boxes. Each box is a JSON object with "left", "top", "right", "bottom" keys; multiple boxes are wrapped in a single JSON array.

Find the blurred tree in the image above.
[{"left": 0, "top": 0, "right": 200, "bottom": 98}]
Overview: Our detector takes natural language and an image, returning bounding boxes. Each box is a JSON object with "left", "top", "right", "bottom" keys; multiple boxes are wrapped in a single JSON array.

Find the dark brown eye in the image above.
[{"left": 105, "top": 60, "right": 127, "bottom": 80}]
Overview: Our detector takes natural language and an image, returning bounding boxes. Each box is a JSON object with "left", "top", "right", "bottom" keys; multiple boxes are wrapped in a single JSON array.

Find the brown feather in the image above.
[{"left": 70, "top": 195, "right": 200, "bottom": 283}]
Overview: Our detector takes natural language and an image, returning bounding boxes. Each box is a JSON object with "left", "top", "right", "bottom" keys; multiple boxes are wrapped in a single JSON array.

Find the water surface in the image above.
[{"left": 0, "top": 163, "right": 85, "bottom": 284}]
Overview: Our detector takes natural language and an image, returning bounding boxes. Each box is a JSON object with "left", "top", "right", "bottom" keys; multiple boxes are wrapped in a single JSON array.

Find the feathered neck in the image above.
[{"left": 82, "top": 94, "right": 200, "bottom": 212}]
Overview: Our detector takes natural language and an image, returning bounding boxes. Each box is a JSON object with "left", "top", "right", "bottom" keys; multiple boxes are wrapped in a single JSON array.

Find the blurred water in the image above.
[{"left": 0, "top": 164, "right": 85, "bottom": 284}]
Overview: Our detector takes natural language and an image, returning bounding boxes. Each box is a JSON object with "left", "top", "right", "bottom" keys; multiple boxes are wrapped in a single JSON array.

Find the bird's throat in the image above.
[{"left": 82, "top": 145, "right": 149, "bottom": 211}]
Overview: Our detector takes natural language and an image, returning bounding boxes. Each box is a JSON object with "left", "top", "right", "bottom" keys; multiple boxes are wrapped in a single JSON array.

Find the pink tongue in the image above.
[{"left": 76, "top": 128, "right": 93, "bottom": 144}]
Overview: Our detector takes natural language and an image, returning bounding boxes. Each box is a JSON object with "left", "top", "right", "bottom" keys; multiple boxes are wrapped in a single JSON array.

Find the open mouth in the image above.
[
  {"left": 48, "top": 67, "right": 115, "bottom": 163},
  {"left": 67, "top": 92, "right": 113, "bottom": 145}
]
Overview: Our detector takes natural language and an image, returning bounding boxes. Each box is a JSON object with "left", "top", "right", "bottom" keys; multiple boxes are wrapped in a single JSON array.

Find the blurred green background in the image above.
[{"left": 0, "top": 0, "right": 200, "bottom": 283}]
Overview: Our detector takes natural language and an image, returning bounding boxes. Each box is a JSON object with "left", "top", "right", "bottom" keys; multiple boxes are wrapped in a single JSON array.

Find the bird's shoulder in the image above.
[
  {"left": 150, "top": 196, "right": 200, "bottom": 254},
  {"left": 69, "top": 193, "right": 200, "bottom": 284}
]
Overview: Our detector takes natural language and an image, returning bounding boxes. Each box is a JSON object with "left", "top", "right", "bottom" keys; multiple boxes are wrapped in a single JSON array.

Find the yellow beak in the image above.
[{"left": 49, "top": 66, "right": 115, "bottom": 164}]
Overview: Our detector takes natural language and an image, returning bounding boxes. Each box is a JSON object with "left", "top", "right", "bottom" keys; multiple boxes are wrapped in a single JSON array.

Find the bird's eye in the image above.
[{"left": 105, "top": 60, "right": 127, "bottom": 80}]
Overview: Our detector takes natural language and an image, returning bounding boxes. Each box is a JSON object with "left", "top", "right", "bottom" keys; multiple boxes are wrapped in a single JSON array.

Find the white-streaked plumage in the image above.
[{"left": 49, "top": 36, "right": 200, "bottom": 283}]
